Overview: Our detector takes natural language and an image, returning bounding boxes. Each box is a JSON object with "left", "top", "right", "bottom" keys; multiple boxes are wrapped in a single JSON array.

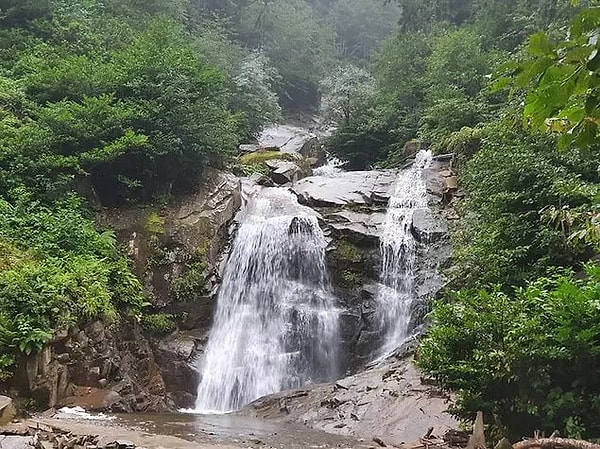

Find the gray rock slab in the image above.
[
  {"left": 0, "top": 436, "right": 35, "bottom": 449},
  {"left": 292, "top": 171, "right": 398, "bottom": 207},
  {"left": 411, "top": 209, "right": 449, "bottom": 243},
  {"left": 328, "top": 210, "right": 387, "bottom": 244}
]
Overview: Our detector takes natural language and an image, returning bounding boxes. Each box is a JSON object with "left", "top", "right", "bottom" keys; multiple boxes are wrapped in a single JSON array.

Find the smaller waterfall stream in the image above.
[
  {"left": 375, "top": 150, "right": 433, "bottom": 358},
  {"left": 195, "top": 188, "right": 338, "bottom": 413}
]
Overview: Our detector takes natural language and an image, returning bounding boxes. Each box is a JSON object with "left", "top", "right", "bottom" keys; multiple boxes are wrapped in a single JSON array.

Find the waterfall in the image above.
[
  {"left": 313, "top": 157, "right": 344, "bottom": 177},
  {"left": 195, "top": 188, "right": 339, "bottom": 413},
  {"left": 375, "top": 150, "right": 433, "bottom": 358}
]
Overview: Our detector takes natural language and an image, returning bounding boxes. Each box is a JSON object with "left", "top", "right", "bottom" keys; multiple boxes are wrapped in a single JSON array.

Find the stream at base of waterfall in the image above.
[{"left": 194, "top": 188, "right": 339, "bottom": 413}]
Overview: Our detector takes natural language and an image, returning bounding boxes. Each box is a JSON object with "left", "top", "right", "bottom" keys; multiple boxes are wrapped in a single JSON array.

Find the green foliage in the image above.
[
  {"left": 0, "top": 3, "right": 288, "bottom": 205},
  {"left": 173, "top": 261, "right": 208, "bottom": 302},
  {"left": 141, "top": 313, "right": 176, "bottom": 336},
  {"left": 390, "top": 0, "right": 475, "bottom": 31},
  {"left": 236, "top": 0, "right": 336, "bottom": 109},
  {"left": 445, "top": 126, "right": 483, "bottom": 169},
  {"left": 0, "top": 194, "right": 145, "bottom": 376},
  {"left": 145, "top": 212, "right": 166, "bottom": 235},
  {"left": 328, "top": 0, "right": 401, "bottom": 60},
  {"left": 340, "top": 269, "right": 363, "bottom": 289},
  {"left": 0, "top": 354, "right": 15, "bottom": 382},
  {"left": 231, "top": 53, "right": 282, "bottom": 138},
  {"left": 451, "top": 123, "right": 598, "bottom": 288},
  {"left": 320, "top": 64, "right": 376, "bottom": 127},
  {"left": 335, "top": 241, "right": 362, "bottom": 263},
  {"left": 500, "top": 5, "right": 600, "bottom": 149},
  {"left": 326, "top": 119, "right": 391, "bottom": 170},
  {"left": 419, "top": 265, "right": 600, "bottom": 439}
]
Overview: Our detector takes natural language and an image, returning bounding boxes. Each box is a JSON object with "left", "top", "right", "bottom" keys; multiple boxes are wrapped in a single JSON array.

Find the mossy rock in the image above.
[
  {"left": 239, "top": 151, "right": 299, "bottom": 165},
  {"left": 335, "top": 240, "right": 363, "bottom": 263},
  {"left": 340, "top": 269, "right": 364, "bottom": 289}
]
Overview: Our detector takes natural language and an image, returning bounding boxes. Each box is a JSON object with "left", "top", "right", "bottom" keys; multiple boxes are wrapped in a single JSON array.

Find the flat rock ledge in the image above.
[{"left": 242, "top": 357, "right": 459, "bottom": 448}]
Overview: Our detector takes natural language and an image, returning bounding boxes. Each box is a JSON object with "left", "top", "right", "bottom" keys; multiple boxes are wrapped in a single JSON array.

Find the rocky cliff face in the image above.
[
  {"left": 6, "top": 170, "right": 243, "bottom": 412},
  {"left": 291, "top": 157, "right": 457, "bottom": 373},
  {"left": 9, "top": 320, "right": 170, "bottom": 413}
]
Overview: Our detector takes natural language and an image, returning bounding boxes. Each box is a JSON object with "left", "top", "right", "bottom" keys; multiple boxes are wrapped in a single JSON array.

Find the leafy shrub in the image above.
[
  {"left": 173, "top": 261, "right": 208, "bottom": 302},
  {"left": 142, "top": 313, "right": 176, "bottom": 336},
  {"left": 419, "top": 264, "right": 600, "bottom": 439},
  {"left": 450, "top": 124, "right": 598, "bottom": 289},
  {"left": 0, "top": 194, "right": 145, "bottom": 377}
]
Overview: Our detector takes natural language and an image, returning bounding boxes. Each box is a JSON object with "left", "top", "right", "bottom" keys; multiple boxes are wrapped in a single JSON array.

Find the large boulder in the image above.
[
  {"left": 258, "top": 124, "right": 317, "bottom": 153},
  {"left": 0, "top": 395, "right": 16, "bottom": 425},
  {"left": 327, "top": 211, "right": 386, "bottom": 246},
  {"left": 257, "top": 124, "right": 327, "bottom": 163},
  {"left": 265, "top": 160, "right": 303, "bottom": 185},
  {"left": 292, "top": 170, "right": 398, "bottom": 207},
  {"left": 154, "top": 333, "right": 202, "bottom": 408}
]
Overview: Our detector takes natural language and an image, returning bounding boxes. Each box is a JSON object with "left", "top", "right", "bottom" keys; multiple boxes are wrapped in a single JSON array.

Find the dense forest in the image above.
[{"left": 1, "top": 0, "right": 600, "bottom": 442}]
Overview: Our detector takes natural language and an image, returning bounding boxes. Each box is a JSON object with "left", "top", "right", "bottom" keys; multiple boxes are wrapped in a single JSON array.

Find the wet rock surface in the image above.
[
  {"left": 9, "top": 320, "right": 171, "bottom": 413},
  {"left": 412, "top": 208, "right": 450, "bottom": 243},
  {"left": 292, "top": 170, "right": 398, "bottom": 207},
  {"left": 243, "top": 356, "right": 458, "bottom": 447},
  {"left": 290, "top": 157, "right": 456, "bottom": 373}
]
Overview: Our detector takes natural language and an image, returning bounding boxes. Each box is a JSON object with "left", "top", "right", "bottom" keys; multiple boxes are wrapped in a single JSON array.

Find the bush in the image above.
[
  {"left": 0, "top": 194, "right": 145, "bottom": 377},
  {"left": 450, "top": 124, "right": 598, "bottom": 289},
  {"left": 141, "top": 313, "right": 176, "bottom": 336},
  {"left": 419, "top": 264, "right": 600, "bottom": 440}
]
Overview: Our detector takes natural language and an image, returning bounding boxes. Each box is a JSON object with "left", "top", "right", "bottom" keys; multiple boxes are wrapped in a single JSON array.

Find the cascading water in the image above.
[
  {"left": 375, "top": 150, "right": 433, "bottom": 358},
  {"left": 195, "top": 188, "right": 339, "bottom": 413},
  {"left": 313, "top": 157, "right": 344, "bottom": 177}
]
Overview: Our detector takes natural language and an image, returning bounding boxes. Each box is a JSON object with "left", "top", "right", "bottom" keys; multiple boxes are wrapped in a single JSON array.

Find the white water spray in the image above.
[
  {"left": 313, "top": 157, "right": 344, "bottom": 177},
  {"left": 375, "top": 150, "right": 433, "bottom": 358},
  {"left": 195, "top": 188, "right": 339, "bottom": 413}
]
